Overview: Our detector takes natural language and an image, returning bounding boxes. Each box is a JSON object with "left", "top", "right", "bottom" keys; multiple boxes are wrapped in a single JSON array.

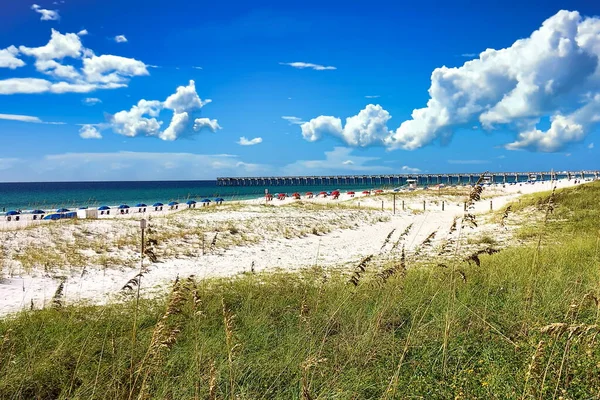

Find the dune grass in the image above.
[{"left": 1, "top": 182, "right": 600, "bottom": 399}]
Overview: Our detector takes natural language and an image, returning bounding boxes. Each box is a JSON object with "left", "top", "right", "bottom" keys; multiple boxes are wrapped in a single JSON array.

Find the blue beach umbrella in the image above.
[
  {"left": 30, "top": 210, "right": 45, "bottom": 214},
  {"left": 78, "top": 206, "right": 88, "bottom": 210},
  {"left": 6, "top": 210, "right": 20, "bottom": 216},
  {"left": 201, "top": 199, "right": 211, "bottom": 203},
  {"left": 56, "top": 208, "right": 70, "bottom": 213},
  {"left": 135, "top": 203, "right": 147, "bottom": 207},
  {"left": 118, "top": 204, "right": 130, "bottom": 209},
  {"left": 152, "top": 202, "right": 163, "bottom": 207},
  {"left": 168, "top": 201, "right": 179, "bottom": 206},
  {"left": 43, "top": 213, "right": 61, "bottom": 220},
  {"left": 186, "top": 200, "right": 197, "bottom": 205},
  {"left": 214, "top": 198, "right": 224, "bottom": 202},
  {"left": 98, "top": 205, "right": 110, "bottom": 210}
]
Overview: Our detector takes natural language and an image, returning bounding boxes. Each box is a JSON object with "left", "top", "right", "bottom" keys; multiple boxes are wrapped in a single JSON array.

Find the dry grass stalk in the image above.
[
  {"left": 210, "top": 233, "right": 219, "bottom": 252},
  {"left": 521, "top": 339, "right": 546, "bottom": 400},
  {"left": 540, "top": 322, "right": 600, "bottom": 339},
  {"left": 390, "top": 224, "right": 413, "bottom": 252},
  {"left": 301, "top": 357, "right": 326, "bottom": 400},
  {"left": 420, "top": 231, "right": 437, "bottom": 247},
  {"left": 51, "top": 277, "right": 66, "bottom": 308},
  {"left": 449, "top": 217, "right": 458, "bottom": 234},
  {"left": 349, "top": 254, "right": 373, "bottom": 286},
  {"left": 208, "top": 360, "right": 217, "bottom": 400},
  {"left": 222, "top": 298, "right": 238, "bottom": 400},
  {"left": 376, "top": 247, "right": 407, "bottom": 285},
  {"left": 500, "top": 205, "right": 512, "bottom": 228},
  {"left": 380, "top": 229, "right": 396, "bottom": 251},
  {"left": 465, "top": 248, "right": 500, "bottom": 267},
  {"left": 463, "top": 172, "right": 487, "bottom": 229}
]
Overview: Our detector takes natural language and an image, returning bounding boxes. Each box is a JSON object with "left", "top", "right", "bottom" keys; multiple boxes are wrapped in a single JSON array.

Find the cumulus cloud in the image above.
[
  {"left": 279, "top": 62, "right": 336, "bottom": 71},
  {"left": 365, "top": 95, "right": 380, "bottom": 99},
  {"left": 237, "top": 136, "right": 263, "bottom": 146},
  {"left": 79, "top": 124, "right": 102, "bottom": 139},
  {"left": 114, "top": 35, "right": 128, "bottom": 43},
  {"left": 589, "top": 142, "right": 595, "bottom": 149},
  {"left": 77, "top": 29, "right": 88, "bottom": 36},
  {"left": 0, "top": 46, "right": 25, "bottom": 69},
  {"left": 31, "top": 4, "right": 59, "bottom": 21},
  {"left": 301, "top": 10, "right": 600, "bottom": 153},
  {"left": 301, "top": 104, "right": 391, "bottom": 146},
  {"left": 0, "top": 113, "right": 64, "bottom": 124},
  {"left": 1, "top": 29, "right": 149, "bottom": 95},
  {"left": 401, "top": 165, "right": 421, "bottom": 173},
  {"left": 107, "top": 80, "right": 218, "bottom": 141}
]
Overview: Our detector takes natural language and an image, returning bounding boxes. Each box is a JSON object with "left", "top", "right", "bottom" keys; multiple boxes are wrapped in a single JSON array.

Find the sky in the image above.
[{"left": 0, "top": 0, "right": 599, "bottom": 182}]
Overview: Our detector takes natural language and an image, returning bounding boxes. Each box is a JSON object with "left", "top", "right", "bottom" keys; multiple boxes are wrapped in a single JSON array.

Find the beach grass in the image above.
[{"left": 1, "top": 182, "right": 600, "bottom": 398}]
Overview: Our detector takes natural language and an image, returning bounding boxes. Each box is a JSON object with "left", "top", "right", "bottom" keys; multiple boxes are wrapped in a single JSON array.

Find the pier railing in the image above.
[{"left": 216, "top": 171, "right": 600, "bottom": 187}]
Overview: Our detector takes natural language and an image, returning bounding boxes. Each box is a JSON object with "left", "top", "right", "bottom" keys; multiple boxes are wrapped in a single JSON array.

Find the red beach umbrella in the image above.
[
  {"left": 319, "top": 191, "right": 328, "bottom": 196},
  {"left": 375, "top": 189, "right": 384, "bottom": 194},
  {"left": 362, "top": 190, "right": 370, "bottom": 195},
  {"left": 305, "top": 192, "right": 313, "bottom": 196},
  {"left": 347, "top": 191, "right": 355, "bottom": 195}
]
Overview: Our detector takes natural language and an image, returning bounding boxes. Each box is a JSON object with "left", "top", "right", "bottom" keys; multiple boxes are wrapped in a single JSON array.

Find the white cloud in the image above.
[
  {"left": 283, "top": 147, "right": 390, "bottom": 175},
  {"left": 460, "top": 53, "right": 477, "bottom": 57},
  {"left": 114, "top": 35, "right": 128, "bottom": 43},
  {"left": 79, "top": 124, "right": 102, "bottom": 139},
  {"left": 193, "top": 118, "right": 221, "bottom": 132},
  {"left": 107, "top": 80, "right": 218, "bottom": 141},
  {"left": 301, "top": 10, "right": 600, "bottom": 153},
  {"left": 365, "top": 95, "right": 380, "bottom": 99},
  {"left": 301, "top": 104, "right": 391, "bottom": 146},
  {"left": 31, "top": 4, "right": 59, "bottom": 21},
  {"left": 83, "top": 97, "right": 101, "bottom": 105},
  {"left": 77, "top": 29, "right": 88, "bottom": 36},
  {"left": 589, "top": 142, "right": 595, "bottom": 149},
  {"left": 279, "top": 62, "right": 336, "bottom": 71},
  {"left": 0, "top": 46, "right": 25, "bottom": 69},
  {"left": 0, "top": 113, "right": 64, "bottom": 124},
  {"left": 401, "top": 165, "right": 421, "bottom": 173},
  {"left": 238, "top": 136, "right": 263, "bottom": 146},
  {"left": 282, "top": 116, "right": 305, "bottom": 125},
  {"left": 1, "top": 29, "right": 149, "bottom": 95},
  {"left": 192, "top": 66, "right": 203, "bottom": 70}
]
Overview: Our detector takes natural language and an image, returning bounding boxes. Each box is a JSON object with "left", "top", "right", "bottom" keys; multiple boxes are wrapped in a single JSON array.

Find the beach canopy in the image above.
[
  {"left": 98, "top": 205, "right": 110, "bottom": 210},
  {"left": 6, "top": 210, "right": 20, "bottom": 216},
  {"left": 214, "top": 198, "right": 224, "bottom": 202},
  {"left": 168, "top": 201, "right": 179, "bottom": 206},
  {"left": 292, "top": 192, "right": 300, "bottom": 196},
  {"left": 118, "top": 204, "right": 130, "bottom": 209},
  {"left": 152, "top": 202, "right": 163, "bottom": 207},
  {"left": 43, "top": 213, "right": 62, "bottom": 220},
  {"left": 186, "top": 200, "right": 197, "bottom": 205},
  {"left": 332, "top": 190, "right": 340, "bottom": 195},
  {"left": 135, "top": 203, "right": 147, "bottom": 207},
  {"left": 319, "top": 191, "right": 328, "bottom": 195},
  {"left": 78, "top": 206, "right": 88, "bottom": 210},
  {"left": 305, "top": 192, "right": 313, "bottom": 195},
  {"left": 56, "top": 208, "right": 70, "bottom": 213},
  {"left": 201, "top": 199, "right": 211, "bottom": 203},
  {"left": 375, "top": 189, "right": 384, "bottom": 193},
  {"left": 347, "top": 191, "right": 355, "bottom": 195},
  {"left": 30, "top": 209, "right": 45, "bottom": 214},
  {"left": 362, "top": 190, "right": 370, "bottom": 194}
]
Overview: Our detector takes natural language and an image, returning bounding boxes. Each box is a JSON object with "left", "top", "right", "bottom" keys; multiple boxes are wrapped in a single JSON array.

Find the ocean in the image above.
[
  {"left": 0, "top": 172, "right": 582, "bottom": 211},
  {"left": 0, "top": 180, "right": 385, "bottom": 211}
]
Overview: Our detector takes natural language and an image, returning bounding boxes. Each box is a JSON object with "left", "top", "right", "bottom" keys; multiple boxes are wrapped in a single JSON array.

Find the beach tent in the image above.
[
  {"left": 153, "top": 202, "right": 164, "bottom": 211},
  {"left": 43, "top": 213, "right": 61, "bottom": 220},
  {"left": 135, "top": 203, "right": 147, "bottom": 213},
  {"left": 118, "top": 204, "right": 130, "bottom": 214},
  {"left": 56, "top": 208, "right": 70, "bottom": 213}
]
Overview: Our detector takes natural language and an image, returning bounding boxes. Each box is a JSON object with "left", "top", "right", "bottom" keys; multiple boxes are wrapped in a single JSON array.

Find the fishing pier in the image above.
[{"left": 217, "top": 171, "right": 599, "bottom": 187}]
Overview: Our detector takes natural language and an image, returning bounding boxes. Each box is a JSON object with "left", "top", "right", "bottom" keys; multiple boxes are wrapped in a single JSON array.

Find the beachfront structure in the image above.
[{"left": 216, "top": 170, "right": 600, "bottom": 187}]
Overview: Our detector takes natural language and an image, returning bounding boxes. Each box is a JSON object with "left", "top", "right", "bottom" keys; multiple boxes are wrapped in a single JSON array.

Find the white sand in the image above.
[{"left": 0, "top": 178, "right": 587, "bottom": 317}]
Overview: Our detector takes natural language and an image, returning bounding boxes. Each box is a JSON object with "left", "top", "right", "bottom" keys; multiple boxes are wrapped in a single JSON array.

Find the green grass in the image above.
[{"left": 1, "top": 183, "right": 600, "bottom": 399}]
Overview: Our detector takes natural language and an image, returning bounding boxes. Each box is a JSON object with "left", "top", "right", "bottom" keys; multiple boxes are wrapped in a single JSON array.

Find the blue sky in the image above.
[{"left": 0, "top": 0, "right": 598, "bottom": 181}]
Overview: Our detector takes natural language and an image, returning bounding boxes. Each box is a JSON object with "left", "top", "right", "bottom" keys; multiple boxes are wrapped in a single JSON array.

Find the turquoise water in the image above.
[
  {"left": 0, "top": 173, "right": 578, "bottom": 211},
  {"left": 0, "top": 180, "right": 390, "bottom": 211}
]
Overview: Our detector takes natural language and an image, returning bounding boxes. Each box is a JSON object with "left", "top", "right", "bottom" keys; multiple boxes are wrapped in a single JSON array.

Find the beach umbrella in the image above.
[
  {"left": 78, "top": 206, "right": 88, "bottom": 210},
  {"left": 332, "top": 190, "right": 340, "bottom": 195},
  {"left": 305, "top": 192, "right": 314, "bottom": 196},
  {"left": 375, "top": 189, "right": 384, "bottom": 194},
  {"left": 98, "top": 205, "right": 110, "bottom": 210},
  {"left": 56, "top": 208, "right": 70, "bottom": 213},
  {"left": 135, "top": 203, "right": 147, "bottom": 207},
  {"left": 5, "top": 210, "right": 20, "bottom": 216},
  {"left": 168, "top": 201, "right": 179, "bottom": 206},
  {"left": 30, "top": 209, "right": 45, "bottom": 214},
  {"left": 347, "top": 191, "right": 355, "bottom": 195},
  {"left": 362, "top": 190, "right": 370, "bottom": 194},
  {"left": 118, "top": 204, "right": 130, "bottom": 209},
  {"left": 201, "top": 199, "right": 211, "bottom": 203},
  {"left": 186, "top": 200, "right": 197, "bottom": 205},
  {"left": 43, "top": 213, "right": 61, "bottom": 220},
  {"left": 319, "top": 191, "right": 328, "bottom": 196},
  {"left": 214, "top": 198, "right": 224, "bottom": 202},
  {"left": 152, "top": 202, "right": 163, "bottom": 207}
]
